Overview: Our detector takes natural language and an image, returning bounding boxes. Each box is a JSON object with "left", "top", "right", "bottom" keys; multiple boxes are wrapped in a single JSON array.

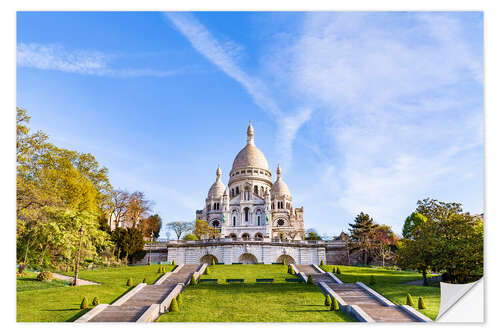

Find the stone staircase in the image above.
[
  {"left": 88, "top": 264, "right": 199, "bottom": 322},
  {"left": 295, "top": 265, "right": 422, "bottom": 322}
]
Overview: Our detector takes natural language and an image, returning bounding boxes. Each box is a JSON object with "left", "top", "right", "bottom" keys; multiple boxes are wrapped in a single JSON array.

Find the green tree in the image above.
[
  {"left": 194, "top": 219, "right": 220, "bottom": 240},
  {"left": 305, "top": 228, "right": 322, "bottom": 240},
  {"left": 111, "top": 227, "right": 145, "bottom": 262},
  {"left": 182, "top": 233, "right": 198, "bottom": 241},
  {"left": 348, "top": 212, "right": 377, "bottom": 265}
]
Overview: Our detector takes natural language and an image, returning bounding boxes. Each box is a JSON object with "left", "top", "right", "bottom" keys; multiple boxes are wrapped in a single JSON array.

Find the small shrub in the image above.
[
  {"left": 142, "top": 277, "right": 147, "bottom": 284},
  {"left": 307, "top": 275, "right": 314, "bottom": 284},
  {"left": 290, "top": 267, "right": 295, "bottom": 275},
  {"left": 157, "top": 266, "right": 162, "bottom": 273},
  {"left": 369, "top": 275, "right": 376, "bottom": 285},
  {"left": 205, "top": 267, "right": 210, "bottom": 275},
  {"left": 176, "top": 293, "right": 183, "bottom": 308},
  {"left": 406, "top": 293, "right": 414, "bottom": 307},
  {"left": 331, "top": 297, "right": 340, "bottom": 311},
  {"left": 126, "top": 277, "right": 133, "bottom": 286},
  {"left": 332, "top": 266, "right": 336, "bottom": 273},
  {"left": 169, "top": 298, "right": 179, "bottom": 312},
  {"left": 320, "top": 260, "right": 325, "bottom": 266},
  {"left": 336, "top": 267, "right": 341, "bottom": 274},
  {"left": 92, "top": 296, "right": 100, "bottom": 306},
  {"left": 212, "top": 258, "right": 216, "bottom": 265},
  {"left": 172, "top": 260, "right": 176, "bottom": 266},
  {"left": 283, "top": 258, "right": 287, "bottom": 266},
  {"left": 80, "top": 297, "right": 89, "bottom": 309},
  {"left": 36, "top": 271, "right": 53, "bottom": 282},
  {"left": 191, "top": 275, "right": 198, "bottom": 286},
  {"left": 325, "top": 294, "right": 332, "bottom": 306},
  {"left": 418, "top": 297, "right": 426, "bottom": 309},
  {"left": 287, "top": 266, "right": 291, "bottom": 274}
]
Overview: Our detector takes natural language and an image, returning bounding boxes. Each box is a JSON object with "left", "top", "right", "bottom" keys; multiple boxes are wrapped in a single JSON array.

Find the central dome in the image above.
[{"left": 231, "top": 122, "right": 270, "bottom": 172}]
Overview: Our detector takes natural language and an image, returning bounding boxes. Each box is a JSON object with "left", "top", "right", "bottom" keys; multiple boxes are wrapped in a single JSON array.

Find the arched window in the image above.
[
  {"left": 213, "top": 203, "right": 217, "bottom": 210},
  {"left": 233, "top": 216, "right": 236, "bottom": 226},
  {"left": 271, "top": 203, "right": 274, "bottom": 209},
  {"left": 257, "top": 215, "right": 261, "bottom": 226},
  {"left": 244, "top": 190, "right": 250, "bottom": 200},
  {"left": 261, "top": 186, "right": 264, "bottom": 195},
  {"left": 231, "top": 188, "right": 235, "bottom": 197},
  {"left": 244, "top": 207, "right": 249, "bottom": 222},
  {"left": 236, "top": 187, "right": 240, "bottom": 195},
  {"left": 254, "top": 185, "right": 258, "bottom": 195}
]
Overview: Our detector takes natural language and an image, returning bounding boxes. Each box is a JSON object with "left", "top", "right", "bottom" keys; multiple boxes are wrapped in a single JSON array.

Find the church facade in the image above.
[{"left": 196, "top": 122, "right": 305, "bottom": 241}]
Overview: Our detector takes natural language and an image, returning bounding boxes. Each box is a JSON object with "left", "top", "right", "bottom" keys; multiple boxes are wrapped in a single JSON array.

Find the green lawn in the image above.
[
  {"left": 321, "top": 265, "right": 441, "bottom": 320},
  {"left": 157, "top": 265, "right": 353, "bottom": 322},
  {"left": 16, "top": 264, "right": 174, "bottom": 322}
]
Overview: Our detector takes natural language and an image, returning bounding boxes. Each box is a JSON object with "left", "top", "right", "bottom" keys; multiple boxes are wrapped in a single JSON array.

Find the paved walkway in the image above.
[
  {"left": 88, "top": 264, "right": 199, "bottom": 322},
  {"left": 51, "top": 272, "right": 99, "bottom": 285},
  {"left": 296, "top": 265, "right": 416, "bottom": 322}
]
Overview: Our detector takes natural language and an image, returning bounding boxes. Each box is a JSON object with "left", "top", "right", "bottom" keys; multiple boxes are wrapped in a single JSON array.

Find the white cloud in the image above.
[
  {"left": 165, "top": 13, "right": 311, "bottom": 169},
  {"left": 17, "top": 43, "right": 179, "bottom": 78}
]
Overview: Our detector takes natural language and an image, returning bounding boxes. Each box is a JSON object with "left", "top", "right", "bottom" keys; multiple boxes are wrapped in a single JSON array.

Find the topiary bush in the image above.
[
  {"left": 80, "top": 297, "right": 89, "bottom": 309},
  {"left": 92, "top": 296, "right": 100, "bottom": 306},
  {"left": 283, "top": 258, "right": 287, "bottom": 266},
  {"left": 212, "top": 258, "right": 216, "bottom": 265},
  {"left": 406, "top": 293, "right": 414, "bottom": 307},
  {"left": 143, "top": 277, "right": 147, "bottom": 284},
  {"left": 287, "top": 266, "right": 291, "bottom": 274},
  {"left": 331, "top": 297, "right": 340, "bottom": 311},
  {"left": 169, "top": 298, "right": 179, "bottom": 312},
  {"left": 418, "top": 297, "right": 426, "bottom": 309},
  {"left": 158, "top": 266, "right": 162, "bottom": 273},
  {"left": 290, "top": 267, "right": 295, "bottom": 275},
  {"left": 336, "top": 267, "right": 341, "bottom": 274},
  {"left": 307, "top": 275, "right": 314, "bottom": 284},
  {"left": 320, "top": 260, "right": 325, "bottom": 266},
  {"left": 172, "top": 260, "right": 176, "bottom": 266},
  {"left": 369, "top": 275, "right": 376, "bottom": 285},
  {"left": 205, "top": 267, "right": 210, "bottom": 275},
  {"left": 325, "top": 294, "right": 332, "bottom": 306},
  {"left": 126, "top": 277, "right": 133, "bottom": 286},
  {"left": 176, "top": 293, "right": 183, "bottom": 308},
  {"left": 191, "top": 275, "right": 198, "bottom": 286},
  {"left": 37, "top": 271, "right": 53, "bottom": 282}
]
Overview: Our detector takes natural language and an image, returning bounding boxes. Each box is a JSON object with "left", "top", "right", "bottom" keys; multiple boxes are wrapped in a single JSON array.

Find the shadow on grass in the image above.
[{"left": 66, "top": 309, "right": 89, "bottom": 322}]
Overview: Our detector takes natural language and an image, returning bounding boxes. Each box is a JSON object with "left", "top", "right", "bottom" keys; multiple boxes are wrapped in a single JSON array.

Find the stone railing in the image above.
[{"left": 145, "top": 239, "right": 346, "bottom": 249}]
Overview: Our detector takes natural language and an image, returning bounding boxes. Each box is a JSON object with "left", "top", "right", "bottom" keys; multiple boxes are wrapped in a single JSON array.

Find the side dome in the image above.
[
  {"left": 231, "top": 122, "right": 270, "bottom": 171},
  {"left": 208, "top": 166, "right": 228, "bottom": 198},
  {"left": 271, "top": 164, "right": 291, "bottom": 197}
]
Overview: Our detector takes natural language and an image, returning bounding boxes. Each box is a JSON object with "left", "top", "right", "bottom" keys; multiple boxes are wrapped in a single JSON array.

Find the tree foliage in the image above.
[
  {"left": 397, "top": 198, "right": 483, "bottom": 284},
  {"left": 193, "top": 220, "right": 220, "bottom": 240},
  {"left": 139, "top": 214, "right": 162, "bottom": 239}
]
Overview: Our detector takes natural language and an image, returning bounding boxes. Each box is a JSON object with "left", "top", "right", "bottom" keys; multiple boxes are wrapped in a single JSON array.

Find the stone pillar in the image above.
[{"left": 317, "top": 247, "right": 326, "bottom": 265}]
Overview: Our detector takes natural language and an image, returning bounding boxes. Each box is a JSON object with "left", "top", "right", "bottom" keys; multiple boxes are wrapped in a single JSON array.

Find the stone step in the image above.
[{"left": 89, "top": 306, "right": 148, "bottom": 322}]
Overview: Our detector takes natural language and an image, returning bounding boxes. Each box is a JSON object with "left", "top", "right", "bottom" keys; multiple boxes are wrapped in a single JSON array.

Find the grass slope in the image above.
[
  {"left": 16, "top": 264, "right": 173, "bottom": 322},
  {"left": 322, "top": 265, "right": 441, "bottom": 320},
  {"left": 158, "top": 265, "right": 352, "bottom": 322}
]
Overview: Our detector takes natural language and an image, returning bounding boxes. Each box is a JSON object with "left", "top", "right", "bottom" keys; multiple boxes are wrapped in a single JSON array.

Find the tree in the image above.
[
  {"left": 372, "top": 224, "right": 399, "bottom": 267},
  {"left": 397, "top": 198, "right": 483, "bottom": 285},
  {"left": 166, "top": 221, "right": 193, "bottom": 240},
  {"left": 139, "top": 214, "right": 162, "bottom": 239},
  {"left": 348, "top": 212, "right": 377, "bottom": 265},
  {"left": 109, "top": 190, "right": 130, "bottom": 229},
  {"left": 193, "top": 220, "right": 220, "bottom": 240},
  {"left": 305, "top": 228, "right": 322, "bottom": 240},
  {"left": 125, "top": 191, "right": 152, "bottom": 228},
  {"left": 183, "top": 233, "right": 198, "bottom": 241},
  {"left": 111, "top": 227, "right": 145, "bottom": 262}
]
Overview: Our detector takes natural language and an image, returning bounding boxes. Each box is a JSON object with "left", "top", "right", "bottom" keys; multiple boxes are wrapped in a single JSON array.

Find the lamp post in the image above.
[
  {"left": 148, "top": 231, "right": 154, "bottom": 265},
  {"left": 72, "top": 226, "right": 85, "bottom": 286}
]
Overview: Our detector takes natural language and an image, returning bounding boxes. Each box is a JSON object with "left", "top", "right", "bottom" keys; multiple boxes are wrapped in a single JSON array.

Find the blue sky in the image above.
[{"left": 16, "top": 12, "right": 483, "bottom": 239}]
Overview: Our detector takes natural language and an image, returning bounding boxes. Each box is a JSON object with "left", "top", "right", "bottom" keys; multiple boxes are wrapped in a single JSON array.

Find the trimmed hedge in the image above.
[
  {"left": 336, "top": 267, "right": 341, "bottom": 274},
  {"left": 325, "top": 294, "right": 332, "bottom": 306},
  {"left": 320, "top": 260, "right": 325, "bottom": 266},
  {"left": 331, "top": 297, "right": 340, "bottom": 311},
  {"left": 126, "top": 277, "right": 133, "bottom": 286},
  {"left": 36, "top": 271, "right": 53, "bottom": 282},
  {"left": 191, "top": 275, "right": 198, "bottom": 286},
  {"left": 205, "top": 267, "right": 211, "bottom": 275},
  {"left": 307, "top": 275, "right": 314, "bottom": 285},
  {"left": 176, "top": 293, "right": 183, "bottom": 308},
  {"left": 418, "top": 297, "right": 426, "bottom": 309},
  {"left": 169, "top": 298, "right": 179, "bottom": 312},
  {"left": 92, "top": 296, "right": 100, "bottom": 306},
  {"left": 80, "top": 297, "right": 89, "bottom": 309},
  {"left": 406, "top": 293, "right": 414, "bottom": 307}
]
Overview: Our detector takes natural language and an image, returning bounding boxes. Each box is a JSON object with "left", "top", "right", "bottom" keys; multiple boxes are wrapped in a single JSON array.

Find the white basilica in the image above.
[{"left": 196, "top": 122, "right": 305, "bottom": 241}]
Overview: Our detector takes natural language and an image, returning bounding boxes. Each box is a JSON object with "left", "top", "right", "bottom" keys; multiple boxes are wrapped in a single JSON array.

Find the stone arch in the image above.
[
  {"left": 210, "top": 219, "right": 220, "bottom": 228},
  {"left": 276, "top": 254, "right": 295, "bottom": 264},
  {"left": 239, "top": 253, "right": 258, "bottom": 264},
  {"left": 200, "top": 254, "right": 219, "bottom": 264},
  {"left": 229, "top": 233, "right": 237, "bottom": 240},
  {"left": 241, "top": 233, "right": 250, "bottom": 240},
  {"left": 254, "top": 232, "right": 263, "bottom": 240}
]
